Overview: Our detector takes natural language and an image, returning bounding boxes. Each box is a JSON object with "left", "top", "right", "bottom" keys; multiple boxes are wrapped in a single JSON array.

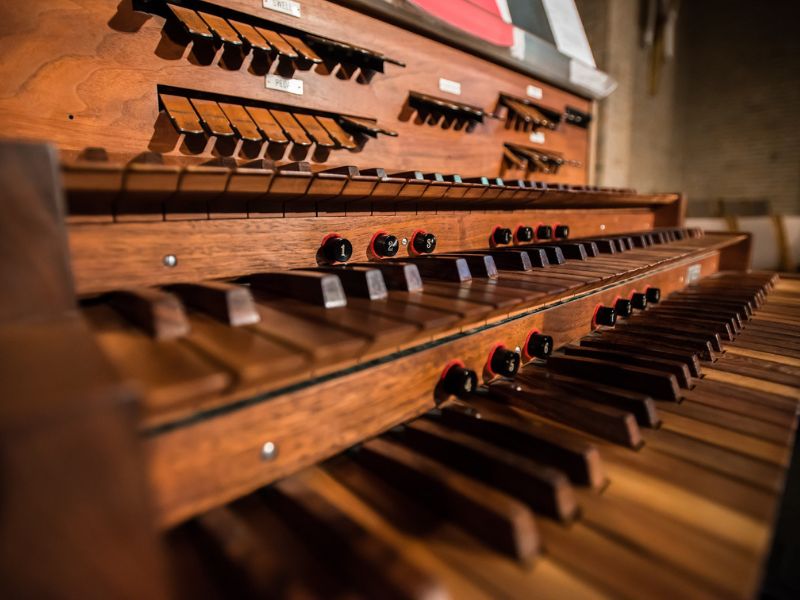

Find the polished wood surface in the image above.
[{"left": 0, "top": 0, "right": 591, "bottom": 181}]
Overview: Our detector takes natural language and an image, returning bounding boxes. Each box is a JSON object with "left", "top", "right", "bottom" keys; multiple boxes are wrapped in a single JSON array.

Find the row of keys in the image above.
[
  {"left": 63, "top": 154, "right": 648, "bottom": 219},
  {"left": 165, "top": 272, "right": 797, "bottom": 599},
  {"left": 162, "top": 2, "right": 404, "bottom": 77}
]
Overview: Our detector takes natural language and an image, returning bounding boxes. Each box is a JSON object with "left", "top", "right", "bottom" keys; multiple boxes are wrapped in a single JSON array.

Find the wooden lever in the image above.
[
  {"left": 189, "top": 99, "right": 235, "bottom": 137},
  {"left": 218, "top": 103, "right": 263, "bottom": 142},
  {"left": 245, "top": 271, "right": 347, "bottom": 308},
  {"left": 168, "top": 5, "right": 213, "bottom": 39},
  {"left": 487, "top": 380, "right": 643, "bottom": 448},
  {"left": 159, "top": 94, "right": 204, "bottom": 135},
  {"left": 429, "top": 402, "right": 607, "bottom": 488},
  {"left": 165, "top": 282, "right": 260, "bottom": 327},
  {"left": 354, "top": 437, "right": 540, "bottom": 561},
  {"left": 310, "top": 266, "right": 388, "bottom": 300},
  {"left": 197, "top": 12, "right": 242, "bottom": 46},
  {"left": 394, "top": 419, "right": 578, "bottom": 521},
  {"left": 245, "top": 107, "right": 290, "bottom": 144},
  {"left": 106, "top": 288, "right": 190, "bottom": 340}
]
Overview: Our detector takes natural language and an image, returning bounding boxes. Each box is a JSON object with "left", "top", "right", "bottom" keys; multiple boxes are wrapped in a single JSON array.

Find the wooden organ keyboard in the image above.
[{"left": 0, "top": 1, "right": 798, "bottom": 599}]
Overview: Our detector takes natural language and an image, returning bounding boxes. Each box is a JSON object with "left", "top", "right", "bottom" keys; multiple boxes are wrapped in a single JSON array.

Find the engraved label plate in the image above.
[
  {"left": 686, "top": 263, "right": 702, "bottom": 284},
  {"left": 266, "top": 74, "right": 304, "bottom": 95},
  {"left": 438, "top": 78, "right": 462, "bottom": 95},
  {"left": 529, "top": 131, "right": 545, "bottom": 144},
  {"left": 263, "top": 0, "right": 301, "bottom": 18},
  {"left": 526, "top": 84, "right": 543, "bottom": 99}
]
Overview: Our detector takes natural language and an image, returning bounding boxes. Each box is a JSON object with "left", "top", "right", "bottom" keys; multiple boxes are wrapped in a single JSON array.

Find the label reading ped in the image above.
[
  {"left": 529, "top": 131, "right": 545, "bottom": 144},
  {"left": 526, "top": 85, "right": 543, "bottom": 99},
  {"left": 686, "top": 263, "right": 702, "bottom": 284},
  {"left": 266, "top": 74, "right": 304, "bottom": 95},
  {"left": 263, "top": 0, "right": 301, "bottom": 18},
  {"left": 438, "top": 78, "right": 462, "bottom": 95}
]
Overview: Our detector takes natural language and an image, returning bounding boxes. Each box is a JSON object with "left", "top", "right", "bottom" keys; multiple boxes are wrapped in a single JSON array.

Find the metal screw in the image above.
[
  {"left": 260, "top": 441, "right": 278, "bottom": 461},
  {"left": 600, "top": 224, "right": 606, "bottom": 231},
  {"left": 401, "top": 237, "right": 409, "bottom": 247},
  {"left": 162, "top": 254, "right": 178, "bottom": 268}
]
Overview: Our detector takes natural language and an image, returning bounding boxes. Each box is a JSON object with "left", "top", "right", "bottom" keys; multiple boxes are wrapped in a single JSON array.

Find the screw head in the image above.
[
  {"left": 162, "top": 254, "right": 178, "bottom": 268},
  {"left": 260, "top": 441, "right": 278, "bottom": 461}
]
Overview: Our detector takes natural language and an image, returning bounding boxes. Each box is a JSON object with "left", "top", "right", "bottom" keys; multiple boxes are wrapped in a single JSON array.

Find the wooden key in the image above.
[
  {"left": 709, "top": 354, "right": 800, "bottom": 388},
  {"left": 659, "top": 401, "right": 793, "bottom": 446},
  {"left": 197, "top": 12, "right": 242, "bottom": 46},
  {"left": 518, "top": 367, "right": 661, "bottom": 426},
  {"left": 616, "top": 321, "right": 724, "bottom": 352},
  {"left": 644, "top": 427, "right": 785, "bottom": 493},
  {"left": 630, "top": 313, "right": 734, "bottom": 341},
  {"left": 263, "top": 476, "right": 446, "bottom": 599},
  {"left": 388, "top": 290, "right": 492, "bottom": 323},
  {"left": 544, "top": 354, "right": 681, "bottom": 401},
  {"left": 84, "top": 305, "right": 230, "bottom": 418},
  {"left": 648, "top": 306, "right": 741, "bottom": 333},
  {"left": 487, "top": 381, "right": 643, "bottom": 448},
  {"left": 430, "top": 402, "right": 606, "bottom": 488},
  {"left": 351, "top": 262, "right": 423, "bottom": 292},
  {"left": 255, "top": 27, "right": 298, "bottom": 58},
  {"left": 560, "top": 345, "right": 693, "bottom": 388},
  {"left": 189, "top": 99, "right": 235, "bottom": 137},
  {"left": 579, "top": 335, "right": 702, "bottom": 377},
  {"left": 293, "top": 114, "right": 336, "bottom": 147},
  {"left": 185, "top": 313, "right": 308, "bottom": 385},
  {"left": 347, "top": 297, "right": 458, "bottom": 333},
  {"left": 254, "top": 294, "right": 417, "bottom": 350},
  {"left": 189, "top": 500, "right": 346, "bottom": 599},
  {"left": 165, "top": 282, "right": 260, "bottom": 327},
  {"left": 422, "top": 281, "right": 521, "bottom": 313},
  {"left": 159, "top": 94, "right": 204, "bottom": 135},
  {"left": 250, "top": 301, "right": 368, "bottom": 364},
  {"left": 531, "top": 245, "right": 565, "bottom": 264},
  {"left": 270, "top": 110, "right": 312, "bottom": 146},
  {"left": 394, "top": 419, "right": 578, "bottom": 521},
  {"left": 354, "top": 438, "right": 540, "bottom": 561},
  {"left": 437, "top": 254, "right": 498, "bottom": 278},
  {"left": 217, "top": 103, "right": 262, "bottom": 142},
  {"left": 168, "top": 4, "right": 213, "bottom": 38},
  {"left": 228, "top": 21, "right": 271, "bottom": 51},
  {"left": 106, "top": 288, "right": 190, "bottom": 340},
  {"left": 549, "top": 243, "right": 588, "bottom": 260},
  {"left": 245, "top": 271, "right": 347, "bottom": 308},
  {"left": 598, "top": 329, "right": 715, "bottom": 361},
  {"left": 280, "top": 34, "right": 323, "bottom": 63},
  {"left": 404, "top": 256, "right": 472, "bottom": 282},
  {"left": 245, "top": 107, "right": 289, "bottom": 143},
  {"left": 316, "top": 116, "right": 358, "bottom": 149},
  {"left": 458, "top": 249, "right": 532, "bottom": 271},
  {"left": 311, "top": 266, "right": 388, "bottom": 300}
]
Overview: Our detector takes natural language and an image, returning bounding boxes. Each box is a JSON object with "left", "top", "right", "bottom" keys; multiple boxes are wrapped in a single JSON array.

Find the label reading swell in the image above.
[{"left": 263, "top": 0, "right": 301, "bottom": 18}]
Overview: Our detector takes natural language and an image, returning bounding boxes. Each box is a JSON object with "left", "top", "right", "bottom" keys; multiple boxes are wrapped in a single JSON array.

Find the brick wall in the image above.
[{"left": 577, "top": 0, "right": 800, "bottom": 215}]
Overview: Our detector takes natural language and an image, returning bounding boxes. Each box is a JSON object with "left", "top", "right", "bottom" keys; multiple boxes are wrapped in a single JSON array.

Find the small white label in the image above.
[
  {"left": 266, "top": 74, "right": 303, "bottom": 95},
  {"left": 686, "top": 264, "right": 702, "bottom": 283},
  {"left": 438, "top": 78, "right": 461, "bottom": 95},
  {"left": 510, "top": 26, "right": 526, "bottom": 60},
  {"left": 263, "top": 0, "right": 301, "bottom": 18},
  {"left": 529, "top": 131, "right": 545, "bottom": 144},
  {"left": 526, "top": 84, "right": 543, "bottom": 100}
]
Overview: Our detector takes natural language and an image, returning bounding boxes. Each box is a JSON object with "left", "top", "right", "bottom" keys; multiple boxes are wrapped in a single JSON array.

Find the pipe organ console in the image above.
[{"left": 0, "top": 1, "right": 798, "bottom": 598}]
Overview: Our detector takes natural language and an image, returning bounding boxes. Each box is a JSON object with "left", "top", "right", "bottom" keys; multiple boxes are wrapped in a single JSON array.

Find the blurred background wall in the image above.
[{"left": 575, "top": 0, "right": 800, "bottom": 270}]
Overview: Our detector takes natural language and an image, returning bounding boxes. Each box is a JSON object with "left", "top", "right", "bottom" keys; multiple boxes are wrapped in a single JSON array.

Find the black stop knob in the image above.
[
  {"left": 595, "top": 306, "right": 616, "bottom": 327},
  {"left": 646, "top": 287, "right": 661, "bottom": 304},
  {"left": 555, "top": 225, "right": 570, "bottom": 239},
  {"left": 412, "top": 231, "right": 437, "bottom": 255},
  {"left": 373, "top": 233, "right": 399, "bottom": 258},
  {"left": 536, "top": 225, "right": 553, "bottom": 240},
  {"left": 442, "top": 365, "right": 478, "bottom": 398},
  {"left": 321, "top": 236, "right": 353, "bottom": 263},
  {"left": 492, "top": 227, "right": 513, "bottom": 246},
  {"left": 631, "top": 292, "right": 648, "bottom": 310},
  {"left": 490, "top": 347, "right": 521, "bottom": 377},
  {"left": 526, "top": 333, "right": 553, "bottom": 359},
  {"left": 614, "top": 298, "right": 633, "bottom": 318},
  {"left": 516, "top": 226, "right": 534, "bottom": 243}
]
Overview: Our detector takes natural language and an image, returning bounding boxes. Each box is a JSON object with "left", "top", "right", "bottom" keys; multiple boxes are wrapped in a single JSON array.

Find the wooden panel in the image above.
[
  {"left": 0, "top": 0, "right": 591, "bottom": 181},
  {"left": 68, "top": 208, "right": 659, "bottom": 294}
]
